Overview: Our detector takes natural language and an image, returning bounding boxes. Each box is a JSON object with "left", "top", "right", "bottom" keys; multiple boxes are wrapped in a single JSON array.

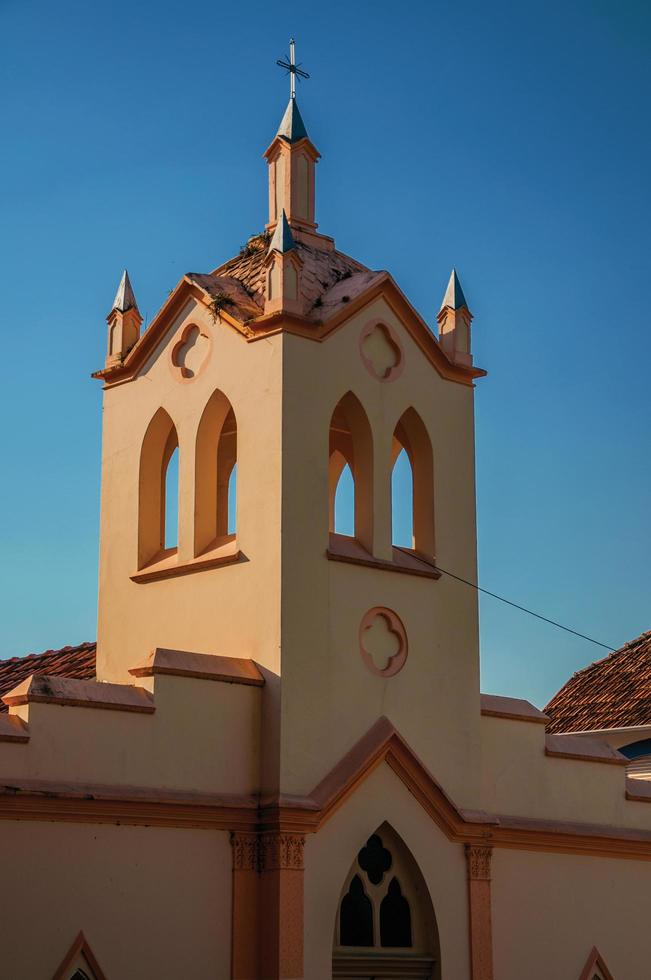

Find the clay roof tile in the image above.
[
  {"left": 545, "top": 630, "right": 651, "bottom": 733},
  {"left": 0, "top": 642, "right": 96, "bottom": 712}
]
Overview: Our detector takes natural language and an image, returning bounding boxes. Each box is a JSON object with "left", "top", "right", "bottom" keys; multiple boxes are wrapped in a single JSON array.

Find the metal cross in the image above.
[{"left": 276, "top": 38, "right": 310, "bottom": 100}]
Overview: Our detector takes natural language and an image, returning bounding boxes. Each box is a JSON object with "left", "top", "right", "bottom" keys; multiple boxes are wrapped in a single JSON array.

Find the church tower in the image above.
[{"left": 94, "top": 59, "right": 485, "bottom": 814}]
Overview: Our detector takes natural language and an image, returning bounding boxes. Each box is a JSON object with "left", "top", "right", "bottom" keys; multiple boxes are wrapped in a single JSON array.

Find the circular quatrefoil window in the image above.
[
  {"left": 359, "top": 321, "right": 404, "bottom": 382},
  {"left": 359, "top": 607, "right": 408, "bottom": 677},
  {"left": 171, "top": 323, "right": 211, "bottom": 381}
]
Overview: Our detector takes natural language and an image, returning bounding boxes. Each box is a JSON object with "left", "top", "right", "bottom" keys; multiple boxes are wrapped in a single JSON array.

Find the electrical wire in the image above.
[{"left": 435, "top": 564, "right": 617, "bottom": 653}]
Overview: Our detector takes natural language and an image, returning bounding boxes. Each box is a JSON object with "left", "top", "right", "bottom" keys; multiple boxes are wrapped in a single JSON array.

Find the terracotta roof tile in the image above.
[
  {"left": 0, "top": 642, "right": 96, "bottom": 712},
  {"left": 205, "top": 232, "right": 371, "bottom": 320},
  {"left": 545, "top": 630, "right": 651, "bottom": 733}
]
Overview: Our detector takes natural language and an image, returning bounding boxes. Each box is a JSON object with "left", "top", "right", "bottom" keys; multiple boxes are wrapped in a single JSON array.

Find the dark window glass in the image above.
[
  {"left": 380, "top": 878, "right": 412, "bottom": 947},
  {"left": 358, "top": 834, "right": 392, "bottom": 885},
  {"left": 340, "top": 874, "right": 374, "bottom": 946},
  {"left": 71, "top": 971, "right": 91, "bottom": 980}
]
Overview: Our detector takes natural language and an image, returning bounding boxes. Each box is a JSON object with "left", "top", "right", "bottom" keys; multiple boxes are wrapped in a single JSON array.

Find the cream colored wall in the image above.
[
  {"left": 0, "top": 822, "right": 231, "bottom": 979},
  {"left": 0, "top": 673, "right": 260, "bottom": 794},
  {"left": 96, "top": 296, "right": 283, "bottom": 684},
  {"left": 479, "top": 715, "right": 651, "bottom": 830},
  {"left": 305, "top": 763, "right": 470, "bottom": 980},
  {"left": 492, "top": 847, "right": 651, "bottom": 979},
  {"left": 278, "top": 298, "right": 481, "bottom": 803}
]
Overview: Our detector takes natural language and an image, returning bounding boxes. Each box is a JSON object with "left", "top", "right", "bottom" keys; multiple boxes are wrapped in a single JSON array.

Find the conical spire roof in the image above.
[
  {"left": 111, "top": 269, "right": 139, "bottom": 313},
  {"left": 276, "top": 97, "right": 309, "bottom": 143},
  {"left": 267, "top": 210, "right": 296, "bottom": 254},
  {"left": 439, "top": 268, "right": 468, "bottom": 311}
]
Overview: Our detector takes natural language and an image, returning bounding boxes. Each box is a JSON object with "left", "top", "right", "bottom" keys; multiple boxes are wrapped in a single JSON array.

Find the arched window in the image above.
[
  {"left": 164, "top": 445, "right": 179, "bottom": 549},
  {"left": 333, "top": 462, "right": 355, "bottom": 536},
  {"left": 328, "top": 392, "right": 373, "bottom": 552},
  {"left": 618, "top": 738, "right": 651, "bottom": 780},
  {"left": 333, "top": 824, "right": 440, "bottom": 979},
  {"left": 195, "top": 390, "right": 237, "bottom": 555},
  {"left": 391, "top": 408, "right": 435, "bottom": 557},
  {"left": 138, "top": 408, "right": 179, "bottom": 568}
]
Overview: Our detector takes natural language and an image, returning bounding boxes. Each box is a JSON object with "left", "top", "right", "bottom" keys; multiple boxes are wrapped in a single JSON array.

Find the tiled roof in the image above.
[
  {"left": 0, "top": 642, "right": 96, "bottom": 712},
  {"left": 545, "top": 630, "right": 651, "bottom": 733},
  {"left": 202, "top": 232, "right": 371, "bottom": 319}
]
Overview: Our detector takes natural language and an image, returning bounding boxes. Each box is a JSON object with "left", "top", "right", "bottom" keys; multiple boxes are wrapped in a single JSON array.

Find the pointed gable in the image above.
[
  {"left": 51, "top": 931, "right": 107, "bottom": 980},
  {"left": 578, "top": 946, "right": 615, "bottom": 980}
]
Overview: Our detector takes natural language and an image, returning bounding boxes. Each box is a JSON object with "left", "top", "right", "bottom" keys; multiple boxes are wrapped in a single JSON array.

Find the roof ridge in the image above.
[{"left": 1, "top": 641, "right": 96, "bottom": 667}]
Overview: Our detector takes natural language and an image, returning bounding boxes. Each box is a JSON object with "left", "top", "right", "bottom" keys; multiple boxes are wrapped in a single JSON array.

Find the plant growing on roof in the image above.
[{"left": 209, "top": 291, "right": 234, "bottom": 321}]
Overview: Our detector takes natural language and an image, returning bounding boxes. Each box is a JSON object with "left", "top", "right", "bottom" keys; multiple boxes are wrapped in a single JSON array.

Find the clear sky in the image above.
[{"left": 0, "top": 0, "right": 649, "bottom": 708}]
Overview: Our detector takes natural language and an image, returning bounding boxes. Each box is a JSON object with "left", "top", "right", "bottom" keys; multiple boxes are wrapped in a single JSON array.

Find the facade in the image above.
[{"left": 1, "top": 89, "right": 650, "bottom": 980}]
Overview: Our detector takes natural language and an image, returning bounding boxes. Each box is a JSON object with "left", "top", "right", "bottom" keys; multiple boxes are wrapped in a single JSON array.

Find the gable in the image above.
[{"left": 51, "top": 932, "right": 107, "bottom": 980}]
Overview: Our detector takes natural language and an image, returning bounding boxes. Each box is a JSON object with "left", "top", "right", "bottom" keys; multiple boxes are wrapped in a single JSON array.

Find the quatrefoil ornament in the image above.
[
  {"left": 171, "top": 323, "right": 210, "bottom": 380},
  {"left": 358, "top": 834, "right": 392, "bottom": 885},
  {"left": 359, "top": 607, "right": 408, "bottom": 678}
]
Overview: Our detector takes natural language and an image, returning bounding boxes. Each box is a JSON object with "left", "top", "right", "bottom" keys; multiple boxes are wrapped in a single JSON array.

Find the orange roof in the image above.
[
  {"left": 545, "top": 630, "right": 651, "bottom": 733},
  {"left": 0, "top": 642, "right": 96, "bottom": 712}
]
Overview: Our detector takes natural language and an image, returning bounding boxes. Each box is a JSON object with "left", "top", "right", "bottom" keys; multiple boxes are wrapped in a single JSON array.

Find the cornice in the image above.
[{"left": 1, "top": 717, "right": 647, "bottom": 860}]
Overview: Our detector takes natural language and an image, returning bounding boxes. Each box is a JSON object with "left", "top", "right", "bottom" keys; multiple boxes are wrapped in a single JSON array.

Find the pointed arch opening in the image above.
[
  {"left": 138, "top": 408, "right": 179, "bottom": 568},
  {"left": 391, "top": 408, "right": 435, "bottom": 557},
  {"left": 195, "top": 389, "right": 237, "bottom": 556},
  {"left": 328, "top": 392, "right": 373, "bottom": 552},
  {"left": 333, "top": 823, "right": 440, "bottom": 979}
]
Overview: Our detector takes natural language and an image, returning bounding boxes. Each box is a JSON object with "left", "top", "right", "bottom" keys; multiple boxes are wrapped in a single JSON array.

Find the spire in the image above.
[
  {"left": 105, "top": 269, "right": 142, "bottom": 368},
  {"left": 276, "top": 98, "right": 309, "bottom": 144},
  {"left": 439, "top": 268, "right": 468, "bottom": 312},
  {"left": 112, "top": 269, "right": 139, "bottom": 314},
  {"left": 267, "top": 210, "right": 296, "bottom": 255},
  {"left": 437, "top": 268, "right": 474, "bottom": 367}
]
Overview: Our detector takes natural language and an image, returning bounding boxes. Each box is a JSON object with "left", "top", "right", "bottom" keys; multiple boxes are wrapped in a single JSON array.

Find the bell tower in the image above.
[{"left": 94, "top": 55, "right": 484, "bottom": 809}]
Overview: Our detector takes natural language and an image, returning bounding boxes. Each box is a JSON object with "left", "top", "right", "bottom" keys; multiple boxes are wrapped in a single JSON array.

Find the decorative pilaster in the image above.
[
  {"left": 465, "top": 844, "right": 494, "bottom": 980},
  {"left": 230, "top": 831, "right": 305, "bottom": 980}
]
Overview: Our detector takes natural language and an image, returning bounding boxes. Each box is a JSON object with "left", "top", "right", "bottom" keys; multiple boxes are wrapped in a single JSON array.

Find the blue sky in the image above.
[{"left": 0, "top": 0, "right": 649, "bottom": 707}]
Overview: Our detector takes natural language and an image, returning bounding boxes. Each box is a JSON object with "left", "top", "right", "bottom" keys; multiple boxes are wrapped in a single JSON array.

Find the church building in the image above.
[{"left": 2, "top": 60, "right": 651, "bottom": 980}]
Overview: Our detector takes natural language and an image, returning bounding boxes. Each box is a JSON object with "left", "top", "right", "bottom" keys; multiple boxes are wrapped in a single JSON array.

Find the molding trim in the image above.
[
  {"left": 2, "top": 718, "right": 651, "bottom": 862},
  {"left": 2, "top": 674, "right": 154, "bottom": 714},
  {"left": 129, "top": 648, "right": 264, "bottom": 687},
  {"left": 95, "top": 273, "right": 485, "bottom": 390},
  {"left": 577, "top": 945, "right": 615, "bottom": 980},
  {"left": 51, "top": 930, "right": 108, "bottom": 980},
  {"left": 480, "top": 693, "right": 548, "bottom": 725},
  {"left": 130, "top": 547, "right": 242, "bottom": 584}
]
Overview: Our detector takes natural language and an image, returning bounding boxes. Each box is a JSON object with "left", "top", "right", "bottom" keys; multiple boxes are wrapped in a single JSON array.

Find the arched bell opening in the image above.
[
  {"left": 328, "top": 392, "right": 373, "bottom": 553},
  {"left": 138, "top": 407, "right": 180, "bottom": 568},
  {"left": 194, "top": 389, "right": 238, "bottom": 556},
  {"left": 332, "top": 823, "right": 441, "bottom": 979},
  {"left": 391, "top": 408, "right": 435, "bottom": 558}
]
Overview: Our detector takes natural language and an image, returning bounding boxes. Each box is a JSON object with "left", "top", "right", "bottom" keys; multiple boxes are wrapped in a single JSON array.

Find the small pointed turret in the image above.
[
  {"left": 439, "top": 268, "right": 468, "bottom": 312},
  {"left": 112, "top": 269, "right": 140, "bottom": 314},
  {"left": 276, "top": 98, "right": 309, "bottom": 144},
  {"left": 105, "top": 269, "right": 142, "bottom": 368},
  {"left": 265, "top": 100, "right": 320, "bottom": 239},
  {"left": 267, "top": 209, "right": 296, "bottom": 255},
  {"left": 264, "top": 210, "right": 303, "bottom": 316},
  {"left": 437, "top": 269, "right": 474, "bottom": 366}
]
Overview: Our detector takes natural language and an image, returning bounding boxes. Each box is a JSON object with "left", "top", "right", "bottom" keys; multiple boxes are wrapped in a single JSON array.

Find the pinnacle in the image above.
[
  {"left": 276, "top": 97, "right": 309, "bottom": 144},
  {"left": 267, "top": 210, "right": 296, "bottom": 255},
  {"left": 111, "top": 269, "right": 139, "bottom": 314},
  {"left": 439, "top": 268, "right": 469, "bottom": 312}
]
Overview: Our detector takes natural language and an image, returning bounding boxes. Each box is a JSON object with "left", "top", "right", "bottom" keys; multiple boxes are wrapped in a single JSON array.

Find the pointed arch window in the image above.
[
  {"left": 333, "top": 824, "right": 440, "bottom": 979},
  {"left": 138, "top": 408, "right": 180, "bottom": 568},
  {"left": 391, "top": 408, "right": 435, "bottom": 557},
  {"left": 328, "top": 392, "right": 373, "bottom": 552},
  {"left": 195, "top": 390, "right": 238, "bottom": 555}
]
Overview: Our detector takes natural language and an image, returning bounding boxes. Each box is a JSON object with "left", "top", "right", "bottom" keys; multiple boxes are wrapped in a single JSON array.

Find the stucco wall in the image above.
[
  {"left": 0, "top": 823, "right": 231, "bottom": 979},
  {"left": 492, "top": 847, "right": 651, "bottom": 979},
  {"left": 279, "top": 299, "right": 482, "bottom": 804}
]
